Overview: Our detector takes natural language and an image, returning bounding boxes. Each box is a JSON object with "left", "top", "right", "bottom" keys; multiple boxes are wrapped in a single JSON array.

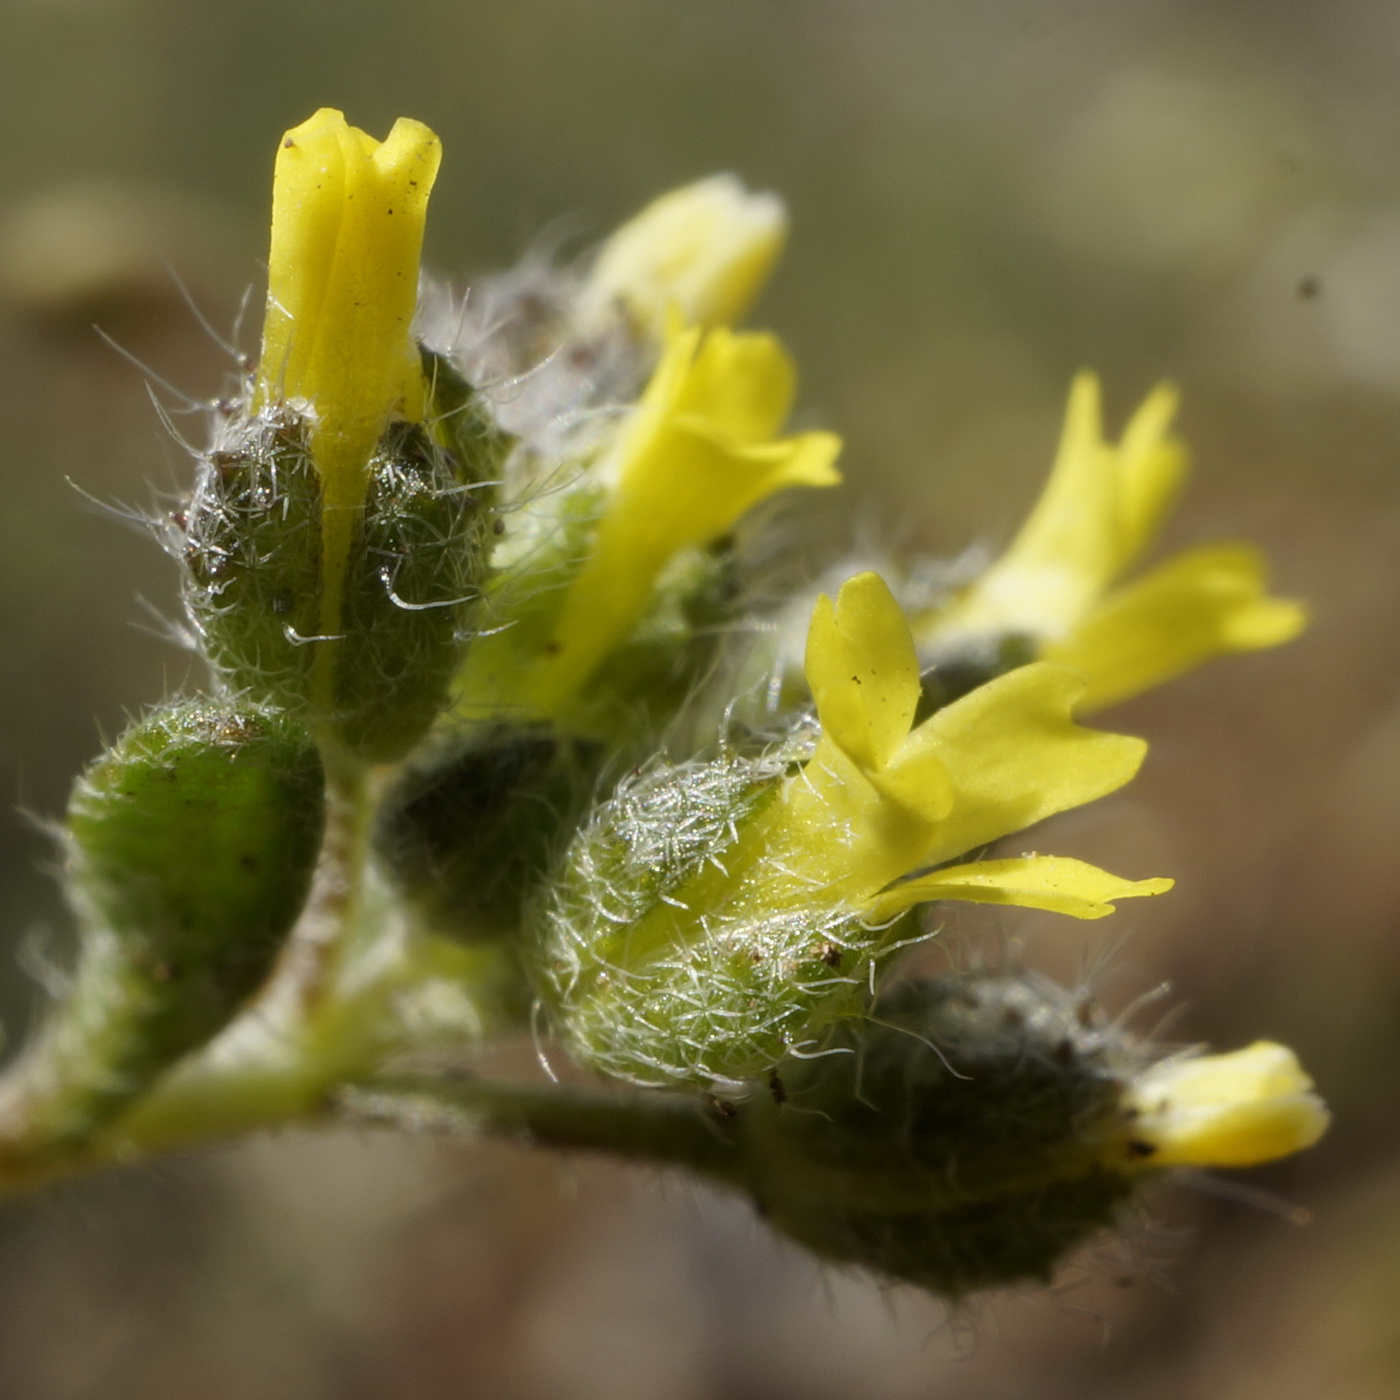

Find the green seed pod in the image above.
[
  {"left": 736, "top": 971, "right": 1143, "bottom": 1296},
  {"left": 376, "top": 722, "right": 604, "bottom": 942},
  {"left": 0, "top": 700, "right": 324, "bottom": 1170},
  {"left": 181, "top": 371, "right": 498, "bottom": 763},
  {"left": 533, "top": 729, "right": 879, "bottom": 1090}
]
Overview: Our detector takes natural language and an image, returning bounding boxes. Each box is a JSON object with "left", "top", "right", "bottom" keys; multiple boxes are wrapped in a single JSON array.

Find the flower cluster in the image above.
[{"left": 0, "top": 110, "right": 1329, "bottom": 1299}]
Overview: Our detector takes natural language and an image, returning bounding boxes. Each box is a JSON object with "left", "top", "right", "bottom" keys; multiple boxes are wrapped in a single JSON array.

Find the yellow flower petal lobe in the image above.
[
  {"left": 805, "top": 572, "right": 921, "bottom": 775},
  {"left": 866, "top": 856, "right": 1173, "bottom": 923},
  {"left": 1120, "top": 1042, "right": 1330, "bottom": 1169},
  {"left": 1046, "top": 542, "right": 1308, "bottom": 711},
  {"left": 906, "top": 662, "right": 1147, "bottom": 863}
]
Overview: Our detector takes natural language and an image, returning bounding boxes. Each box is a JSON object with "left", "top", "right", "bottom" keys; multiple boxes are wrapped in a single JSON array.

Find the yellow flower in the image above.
[
  {"left": 537, "top": 571, "right": 1172, "bottom": 1088},
  {"left": 692, "top": 572, "right": 1172, "bottom": 925},
  {"left": 576, "top": 174, "right": 787, "bottom": 337},
  {"left": 918, "top": 372, "right": 1306, "bottom": 710},
  {"left": 255, "top": 107, "right": 441, "bottom": 636},
  {"left": 468, "top": 322, "right": 841, "bottom": 719},
  {"left": 1115, "top": 1041, "right": 1330, "bottom": 1169}
]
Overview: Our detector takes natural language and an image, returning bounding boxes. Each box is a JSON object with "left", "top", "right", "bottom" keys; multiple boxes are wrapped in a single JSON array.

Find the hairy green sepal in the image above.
[
  {"left": 0, "top": 701, "right": 324, "bottom": 1170},
  {"left": 740, "top": 972, "right": 1141, "bottom": 1295},
  {"left": 181, "top": 363, "right": 501, "bottom": 763}
]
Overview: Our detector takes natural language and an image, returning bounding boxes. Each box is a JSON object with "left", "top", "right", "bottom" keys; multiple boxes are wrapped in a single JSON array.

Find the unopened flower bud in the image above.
[{"left": 735, "top": 973, "right": 1327, "bottom": 1295}]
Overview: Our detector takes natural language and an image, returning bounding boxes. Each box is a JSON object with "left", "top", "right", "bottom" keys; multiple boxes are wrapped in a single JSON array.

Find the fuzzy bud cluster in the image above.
[{"left": 0, "top": 105, "right": 1329, "bottom": 1288}]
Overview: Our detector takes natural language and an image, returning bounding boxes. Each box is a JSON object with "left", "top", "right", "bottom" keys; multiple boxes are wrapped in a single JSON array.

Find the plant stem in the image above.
[{"left": 353, "top": 1074, "right": 747, "bottom": 1185}]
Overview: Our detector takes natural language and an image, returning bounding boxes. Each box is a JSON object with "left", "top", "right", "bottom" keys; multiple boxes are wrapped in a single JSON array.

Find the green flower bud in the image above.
[
  {"left": 738, "top": 971, "right": 1141, "bottom": 1296},
  {"left": 732, "top": 972, "right": 1328, "bottom": 1294},
  {"left": 376, "top": 722, "right": 604, "bottom": 942},
  {"left": 420, "top": 347, "right": 516, "bottom": 489},
  {"left": 180, "top": 390, "right": 496, "bottom": 763},
  {"left": 0, "top": 701, "right": 324, "bottom": 1173}
]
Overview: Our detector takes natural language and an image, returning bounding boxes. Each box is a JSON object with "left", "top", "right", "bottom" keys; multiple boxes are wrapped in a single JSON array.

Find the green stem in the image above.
[{"left": 353, "top": 1074, "right": 746, "bottom": 1185}]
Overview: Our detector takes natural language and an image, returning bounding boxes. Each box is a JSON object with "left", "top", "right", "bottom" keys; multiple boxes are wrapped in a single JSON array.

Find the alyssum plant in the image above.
[{"left": 0, "top": 109, "right": 1327, "bottom": 1299}]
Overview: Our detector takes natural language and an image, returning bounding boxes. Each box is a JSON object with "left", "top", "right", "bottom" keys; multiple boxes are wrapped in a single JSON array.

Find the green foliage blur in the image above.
[{"left": 2, "top": 2, "right": 1400, "bottom": 1396}]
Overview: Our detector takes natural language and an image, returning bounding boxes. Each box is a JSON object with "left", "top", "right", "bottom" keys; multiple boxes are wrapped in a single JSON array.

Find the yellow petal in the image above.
[
  {"left": 902, "top": 662, "right": 1148, "bottom": 864},
  {"left": 670, "top": 326, "right": 796, "bottom": 442},
  {"left": 865, "top": 855, "right": 1173, "bottom": 923},
  {"left": 519, "top": 325, "right": 840, "bottom": 713},
  {"left": 1045, "top": 542, "right": 1308, "bottom": 711},
  {"left": 924, "top": 372, "right": 1188, "bottom": 641},
  {"left": 256, "top": 109, "right": 440, "bottom": 643},
  {"left": 259, "top": 108, "right": 440, "bottom": 506},
  {"left": 805, "top": 573, "right": 922, "bottom": 776},
  {"left": 1114, "top": 381, "right": 1187, "bottom": 566},
  {"left": 578, "top": 174, "right": 787, "bottom": 336},
  {"left": 1119, "top": 1042, "right": 1330, "bottom": 1168}
]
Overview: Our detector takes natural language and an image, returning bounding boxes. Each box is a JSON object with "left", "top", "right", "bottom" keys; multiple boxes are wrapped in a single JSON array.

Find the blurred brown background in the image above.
[{"left": 2, "top": 1, "right": 1400, "bottom": 1396}]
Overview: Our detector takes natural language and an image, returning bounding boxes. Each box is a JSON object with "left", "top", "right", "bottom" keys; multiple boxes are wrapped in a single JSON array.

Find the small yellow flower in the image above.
[
  {"left": 918, "top": 373, "right": 1306, "bottom": 710},
  {"left": 255, "top": 107, "right": 441, "bottom": 637},
  {"left": 467, "top": 322, "right": 841, "bottom": 719},
  {"left": 1116, "top": 1041, "right": 1330, "bottom": 1169},
  {"left": 576, "top": 174, "right": 787, "bottom": 337},
  {"left": 691, "top": 571, "right": 1172, "bottom": 925}
]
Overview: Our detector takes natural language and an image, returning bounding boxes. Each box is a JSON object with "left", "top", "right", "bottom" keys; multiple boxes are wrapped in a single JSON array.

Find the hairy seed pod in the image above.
[
  {"left": 181, "top": 375, "right": 498, "bottom": 762},
  {"left": 376, "top": 722, "right": 604, "bottom": 941},
  {"left": 0, "top": 701, "right": 324, "bottom": 1171},
  {"left": 736, "top": 971, "right": 1144, "bottom": 1296}
]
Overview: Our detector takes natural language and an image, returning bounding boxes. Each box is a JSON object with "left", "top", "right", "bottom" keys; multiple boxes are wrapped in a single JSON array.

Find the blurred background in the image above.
[{"left": 2, "top": 0, "right": 1400, "bottom": 1395}]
